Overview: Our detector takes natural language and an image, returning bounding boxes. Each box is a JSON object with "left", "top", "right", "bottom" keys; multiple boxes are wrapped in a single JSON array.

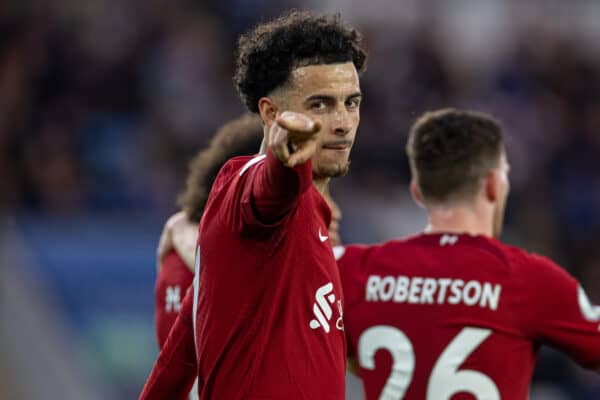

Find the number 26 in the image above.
[{"left": 358, "top": 326, "right": 500, "bottom": 400}]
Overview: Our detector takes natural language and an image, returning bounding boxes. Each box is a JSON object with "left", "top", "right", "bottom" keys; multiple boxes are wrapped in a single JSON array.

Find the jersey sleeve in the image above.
[
  {"left": 155, "top": 250, "right": 194, "bottom": 348},
  {"left": 519, "top": 254, "right": 600, "bottom": 369},
  {"left": 140, "top": 287, "right": 197, "bottom": 400},
  {"left": 219, "top": 151, "right": 312, "bottom": 232}
]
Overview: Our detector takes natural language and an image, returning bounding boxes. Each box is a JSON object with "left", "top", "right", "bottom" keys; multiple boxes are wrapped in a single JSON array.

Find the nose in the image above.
[{"left": 332, "top": 105, "right": 352, "bottom": 136}]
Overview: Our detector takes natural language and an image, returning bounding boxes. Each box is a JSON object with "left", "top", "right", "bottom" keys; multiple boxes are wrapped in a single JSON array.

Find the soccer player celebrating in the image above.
[
  {"left": 154, "top": 114, "right": 263, "bottom": 349},
  {"left": 338, "top": 109, "right": 600, "bottom": 400},
  {"left": 140, "top": 11, "right": 366, "bottom": 400}
]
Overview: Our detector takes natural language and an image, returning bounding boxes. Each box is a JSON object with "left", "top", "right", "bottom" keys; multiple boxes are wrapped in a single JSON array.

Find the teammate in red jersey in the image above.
[
  {"left": 140, "top": 11, "right": 366, "bottom": 400},
  {"left": 154, "top": 114, "right": 263, "bottom": 348},
  {"left": 337, "top": 109, "right": 600, "bottom": 400}
]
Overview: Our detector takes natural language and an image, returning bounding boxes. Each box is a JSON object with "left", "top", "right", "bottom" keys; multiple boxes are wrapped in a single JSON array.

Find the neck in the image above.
[
  {"left": 313, "top": 177, "right": 330, "bottom": 194},
  {"left": 425, "top": 202, "right": 493, "bottom": 238},
  {"left": 258, "top": 137, "right": 267, "bottom": 155}
]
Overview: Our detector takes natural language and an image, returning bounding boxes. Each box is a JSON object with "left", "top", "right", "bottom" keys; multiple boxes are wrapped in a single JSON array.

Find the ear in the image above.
[
  {"left": 485, "top": 169, "right": 499, "bottom": 203},
  {"left": 258, "top": 97, "right": 278, "bottom": 126},
  {"left": 410, "top": 180, "right": 425, "bottom": 208}
]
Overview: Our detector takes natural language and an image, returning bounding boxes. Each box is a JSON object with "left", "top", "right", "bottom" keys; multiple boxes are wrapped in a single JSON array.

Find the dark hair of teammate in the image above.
[
  {"left": 406, "top": 108, "right": 504, "bottom": 204},
  {"left": 177, "top": 114, "right": 264, "bottom": 222},
  {"left": 234, "top": 10, "right": 367, "bottom": 113}
]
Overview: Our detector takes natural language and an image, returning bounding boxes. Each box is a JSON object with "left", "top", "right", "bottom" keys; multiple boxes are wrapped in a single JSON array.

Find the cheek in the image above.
[{"left": 350, "top": 112, "right": 360, "bottom": 133}]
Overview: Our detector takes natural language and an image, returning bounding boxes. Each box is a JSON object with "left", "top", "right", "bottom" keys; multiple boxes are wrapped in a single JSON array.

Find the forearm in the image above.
[
  {"left": 250, "top": 150, "right": 312, "bottom": 223},
  {"left": 141, "top": 292, "right": 197, "bottom": 399}
]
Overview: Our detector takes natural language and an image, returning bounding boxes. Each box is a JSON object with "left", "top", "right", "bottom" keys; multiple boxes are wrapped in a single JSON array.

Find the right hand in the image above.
[{"left": 268, "top": 111, "right": 321, "bottom": 167}]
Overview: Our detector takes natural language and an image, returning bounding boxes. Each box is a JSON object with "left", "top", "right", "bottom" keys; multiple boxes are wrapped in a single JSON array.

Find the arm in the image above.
[
  {"left": 522, "top": 255, "right": 600, "bottom": 371},
  {"left": 241, "top": 112, "right": 319, "bottom": 226},
  {"left": 247, "top": 150, "right": 312, "bottom": 224},
  {"left": 140, "top": 288, "right": 197, "bottom": 399}
]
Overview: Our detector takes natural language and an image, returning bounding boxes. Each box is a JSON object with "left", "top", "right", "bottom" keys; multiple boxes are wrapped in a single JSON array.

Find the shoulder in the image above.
[
  {"left": 156, "top": 212, "right": 198, "bottom": 271},
  {"left": 496, "top": 242, "right": 576, "bottom": 293},
  {"left": 161, "top": 250, "right": 187, "bottom": 273},
  {"left": 157, "top": 249, "right": 194, "bottom": 287},
  {"left": 336, "top": 236, "right": 425, "bottom": 268},
  {"left": 346, "top": 235, "right": 428, "bottom": 263},
  {"left": 501, "top": 243, "right": 568, "bottom": 276},
  {"left": 336, "top": 241, "right": 403, "bottom": 280},
  {"left": 208, "top": 155, "right": 264, "bottom": 197},
  {"left": 215, "top": 155, "right": 259, "bottom": 182},
  {"left": 335, "top": 243, "right": 374, "bottom": 266}
]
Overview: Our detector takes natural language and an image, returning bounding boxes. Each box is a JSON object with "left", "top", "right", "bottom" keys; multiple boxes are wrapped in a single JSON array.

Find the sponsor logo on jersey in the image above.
[
  {"left": 365, "top": 275, "right": 502, "bottom": 311},
  {"left": 165, "top": 285, "right": 182, "bottom": 313},
  {"left": 578, "top": 286, "right": 600, "bottom": 323},
  {"left": 309, "top": 282, "right": 344, "bottom": 332}
]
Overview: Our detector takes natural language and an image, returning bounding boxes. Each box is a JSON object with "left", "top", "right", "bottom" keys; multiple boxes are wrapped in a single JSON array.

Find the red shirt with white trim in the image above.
[
  {"left": 337, "top": 233, "right": 600, "bottom": 400},
  {"left": 141, "top": 152, "right": 346, "bottom": 400}
]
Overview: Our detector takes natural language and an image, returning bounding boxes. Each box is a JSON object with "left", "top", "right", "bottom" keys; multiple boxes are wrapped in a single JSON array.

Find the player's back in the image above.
[
  {"left": 155, "top": 250, "right": 194, "bottom": 347},
  {"left": 155, "top": 212, "right": 197, "bottom": 348},
  {"left": 339, "top": 232, "right": 600, "bottom": 400}
]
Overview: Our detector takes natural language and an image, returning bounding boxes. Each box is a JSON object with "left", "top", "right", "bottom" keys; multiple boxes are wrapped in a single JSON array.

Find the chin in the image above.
[{"left": 315, "top": 162, "right": 350, "bottom": 178}]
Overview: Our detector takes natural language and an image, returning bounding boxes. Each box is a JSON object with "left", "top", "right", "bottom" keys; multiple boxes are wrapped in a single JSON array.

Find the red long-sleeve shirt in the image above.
[{"left": 140, "top": 151, "right": 346, "bottom": 399}]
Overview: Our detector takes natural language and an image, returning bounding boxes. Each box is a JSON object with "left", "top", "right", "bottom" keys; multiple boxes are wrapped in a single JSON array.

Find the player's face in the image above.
[
  {"left": 282, "top": 62, "right": 361, "bottom": 178},
  {"left": 492, "top": 151, "right": 510, "bottom": 238}
]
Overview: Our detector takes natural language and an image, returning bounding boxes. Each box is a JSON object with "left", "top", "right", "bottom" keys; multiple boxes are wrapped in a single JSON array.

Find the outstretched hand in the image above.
[{"left": 268, "top": 111, "right": 321, "bottom": 167}]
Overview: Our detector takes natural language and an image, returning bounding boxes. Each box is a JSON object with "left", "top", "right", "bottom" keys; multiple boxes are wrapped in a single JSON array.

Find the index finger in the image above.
[{"left": 276, "top": 112, "right": 321, "bottom": 136}]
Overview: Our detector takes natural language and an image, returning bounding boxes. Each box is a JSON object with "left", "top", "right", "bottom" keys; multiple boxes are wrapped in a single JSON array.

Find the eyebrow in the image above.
[{"left": 304, "top": 91, "right": 363, "bottom": 103}]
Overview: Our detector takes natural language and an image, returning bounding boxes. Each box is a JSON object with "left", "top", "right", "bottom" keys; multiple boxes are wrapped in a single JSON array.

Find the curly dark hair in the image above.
[
  {"left": 234, "top": 10, "right": 367, "bottom": 113},
  {"left": 406, "top": 108, "right": 504, "bottom": 203},
  {"left": 178, "top": 114, "right": 264, "bottom": 222}
]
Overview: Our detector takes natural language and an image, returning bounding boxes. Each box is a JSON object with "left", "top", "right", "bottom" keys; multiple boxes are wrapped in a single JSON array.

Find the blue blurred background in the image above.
[{"left": 2, "top": 0, "right": 600, "bottom": 399}]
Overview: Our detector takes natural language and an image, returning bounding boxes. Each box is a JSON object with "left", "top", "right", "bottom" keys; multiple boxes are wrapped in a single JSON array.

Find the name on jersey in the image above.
[{"left": 366, "top": 275, "right": 502, "bottom": 311}]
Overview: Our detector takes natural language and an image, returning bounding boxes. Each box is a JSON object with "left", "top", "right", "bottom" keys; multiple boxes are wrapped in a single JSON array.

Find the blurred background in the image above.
[{"left": 1, "top": 0, "right": 600, "bottom": 398}]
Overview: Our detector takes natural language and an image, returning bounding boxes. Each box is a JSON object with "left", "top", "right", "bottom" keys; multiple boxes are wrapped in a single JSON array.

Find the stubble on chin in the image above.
[{"left": 314, "top": 161, "right": 351, "bottom": 179}]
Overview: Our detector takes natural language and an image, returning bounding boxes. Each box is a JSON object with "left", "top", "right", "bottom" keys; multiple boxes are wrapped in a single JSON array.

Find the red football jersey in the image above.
[
  {"left": 140, "top": 152, "right": 347, "bottom": 400},
  {"left": 155, "top": 250, "right": 194, "bottom": 348},
  {"left": 338, "top": 233, "right": 600, "bottom": 400},
  {"left": 194, "top": 152, "right": 346, "bottom": 399}
]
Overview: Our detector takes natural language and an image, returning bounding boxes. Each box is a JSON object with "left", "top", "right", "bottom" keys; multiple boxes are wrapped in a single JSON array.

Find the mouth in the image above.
[{"left": 322, "top": 141, "right": 352, "bottom": 151}]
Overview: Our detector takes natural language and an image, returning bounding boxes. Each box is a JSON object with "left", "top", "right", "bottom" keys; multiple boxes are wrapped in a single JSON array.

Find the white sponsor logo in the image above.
[
  {"left": 318, "top": 228, "right": 329, "bottom": 243},
  {"left": 165, "top": 286, "right": 182, "bottom": 312},
  {"left": 440, "top": 234, "right": 458, "bottom": 246},
  {"left": 309, "top": 282, "right": 344, "bottom": 332},
  {"left": 578, "top": 286, "right": 600, "bottom": 322}
]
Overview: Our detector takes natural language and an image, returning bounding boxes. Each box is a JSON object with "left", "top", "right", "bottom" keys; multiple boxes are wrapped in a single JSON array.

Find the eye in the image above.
[
  {"left": 346, "top": 98, "right": 361, "bottom": 109},
  {"left": 310, "top": 101, "right": 327, "bottom": 111}
]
